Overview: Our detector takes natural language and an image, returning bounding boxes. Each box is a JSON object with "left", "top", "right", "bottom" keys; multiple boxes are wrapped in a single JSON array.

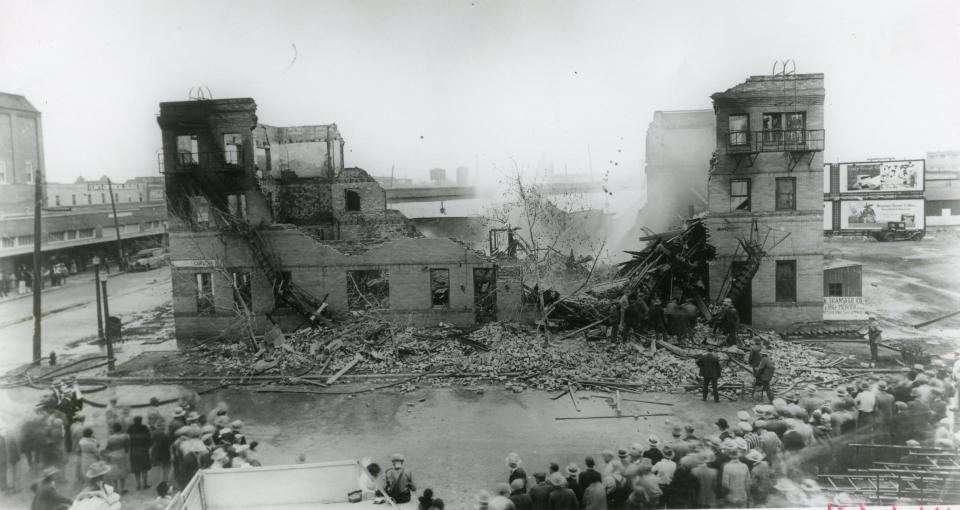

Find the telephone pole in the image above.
[
  {"left": 106, "top": 178, "right": 125, "bottom": 270},
  {"left": 32, "top": 165, "right": 42, "bottom": 365}
]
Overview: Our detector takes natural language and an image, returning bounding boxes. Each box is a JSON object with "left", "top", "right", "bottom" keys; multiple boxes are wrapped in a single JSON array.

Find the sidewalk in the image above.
[{"left": 0, "top": 267, "right": 128, "bottom": 305}]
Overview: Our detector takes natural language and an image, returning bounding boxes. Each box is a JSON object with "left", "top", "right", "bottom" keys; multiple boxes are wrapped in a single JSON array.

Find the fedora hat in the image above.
[
  {"left": 647, "top": 435, "right": 660, "bottom": 447},
  {"left": 617, "top": 448, "right": 629, "bottom": 459},
  {"left": 85, "top": 461, "right": 111, "bottom": 479},
  {"left": 661, "top": 446, "right": 675, "bottom": 459},
  {"left": 36, "top": 466, "right": 59, "bottom": 482},
  {"left": 172, "top": 407, "right": 185, "bottom": 418},
  {"left": 745, "top": 449, "right": 765, "bottom": 462},
  {"left": 186, "top": 411, "right": 200, "bottom": 422},
  {"left": 565, "top": 463, "right": 580, "bottom": 476}
]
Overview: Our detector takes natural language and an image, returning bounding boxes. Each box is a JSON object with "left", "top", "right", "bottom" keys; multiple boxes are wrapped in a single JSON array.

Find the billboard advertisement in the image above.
[
  {"left": 823, "top": 296, "right": 867, "bottom": 321},
  {"left": 823, "top": 201, "right": 833, "bottom": 230},
  {"left": 839, "top": 159, "right": 924, "bottom": 193},
  {"left": 841, "top": 199, "right": 925, "bottom": 230}
]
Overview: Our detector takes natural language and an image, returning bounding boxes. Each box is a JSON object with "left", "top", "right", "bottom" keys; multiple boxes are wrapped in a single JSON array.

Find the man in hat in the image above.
[
  {"left": 861, "top": 317, "right": 882, "bottom": 367},
  {"left": 691, "top": 451, "right": 718, "bottom": 509},
  {"left": 739, "top": 422, "right": 761, "bottom": 452},
  {"left": 716, "top": 418, "right": 733, "bottom": 441},
  {"left": 547, "top": 473, "right": 577, "bottom": 510},
  {"left": 746, "top": 449, "right": 772, "bottom": 505},
  {"left": 854, "top": 381, "right": 876, "bottom": 431},
  {"left": 564, "top": 463, "right": 583, "bottom": 503},
  {"left": 29, "top": 467, "right": 71, "bottom": 510},
  {"left": 509, "top": 478, "right": 532, "bottom": 510},
  {"left": 527, "top": 472, "right": 552, "bottom": 510},
  {"left": 167, "top": 407, "right": 186, "bottom": 439},
  {"left": 754, "top": 351, "right": 775, "bottom": 403},
  {"left": 506, "top": 452, "right": 527, "bottom": 492},
  {"left": 720, "top": 443, "right": 750, "bottom": 508},
  {"left": 385, "top": 453, "right": 416, "bottom": 503},
  {"left": 642, "top": 435, "right": 664, "bottom": 466},
  {"left": 683, "top": 425, "right": 699, "bottom": 442},
  {"left": 578, "top": 456, "right": 601, "bottom": 491},
  {"left": 798, "top": 385, "right": 824, "bottom": 416},
  {"left": 721, "top": 298, "right": 740, "bottom": 347},
  {"left": 696, "top": 350, "right": 722, "bottom": 403},
  {"left": 652, "top": 445, "right": 677, "bottom": 499}
]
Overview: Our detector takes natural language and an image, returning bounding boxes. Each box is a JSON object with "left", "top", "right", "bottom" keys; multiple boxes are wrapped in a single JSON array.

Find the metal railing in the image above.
[
  {"left": 158, "top": 150, "right": 244, "bottom": 174},
  {"left": 726, "top": 129, "right": 825, "bottom": 154}
]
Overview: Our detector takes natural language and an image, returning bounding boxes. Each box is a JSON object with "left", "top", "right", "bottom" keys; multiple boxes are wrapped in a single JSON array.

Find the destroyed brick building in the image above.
[
  {"left": 705, "top": 73, "right": 826, "bottom": 328},
  {"left": 157, "top": 98, "right": 521, "bottom": 346}
]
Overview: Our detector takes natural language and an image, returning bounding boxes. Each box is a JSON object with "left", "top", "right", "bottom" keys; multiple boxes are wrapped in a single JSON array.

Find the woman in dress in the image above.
[
  {"left": 102, "top": 422, "right": 130, "bottom": 494},
  {"left": 76, "top": 427, "right": 100, "bottom": 484},
  {"left": 128, "top": 416, "right": 152, "bottom": 491}
]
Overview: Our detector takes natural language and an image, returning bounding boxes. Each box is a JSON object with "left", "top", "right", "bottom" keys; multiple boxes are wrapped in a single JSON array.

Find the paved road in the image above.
[{"left": 0, "top": 267, "right": 172, "bottom": 369}]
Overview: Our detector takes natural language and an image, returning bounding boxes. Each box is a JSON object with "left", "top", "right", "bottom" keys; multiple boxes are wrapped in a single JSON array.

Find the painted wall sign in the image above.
[
  {"left": 823, "top": 296, "right": 867, "bottom": 321},
  {"left": 171, "top": 259, "right": 218, "bottom": 268}
]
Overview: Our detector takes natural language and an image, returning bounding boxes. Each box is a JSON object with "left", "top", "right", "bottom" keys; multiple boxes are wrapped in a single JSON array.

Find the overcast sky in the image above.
[{"left": 1, "top": 0, "right": 958, "bottom": 184}]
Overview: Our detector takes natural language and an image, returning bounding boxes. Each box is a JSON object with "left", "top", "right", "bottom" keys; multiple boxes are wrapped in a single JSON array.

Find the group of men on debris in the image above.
[{"left": 609, "top": 291, "right": 740, "bottom": 352}]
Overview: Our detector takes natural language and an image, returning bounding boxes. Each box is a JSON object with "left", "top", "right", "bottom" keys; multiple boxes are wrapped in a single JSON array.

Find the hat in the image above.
[
  {"left": 715, "top": 418, "right": 728, "bottom": 429},
  {"left": 37, "top": 467, "right": 59, "bottom": 482},
  {"left": 629, "top": 443, "right": 643, "bottom": 456},
  {"left": 510, "top": 479, "right": 525, "bottom": 491},
  {"left": 186, "top": 411, "right": 200, "bottom": 422},
  {"left": 391, "top": 453, "right": 405, "bottom": 462},
  {"left": 706, "top": 435, "right": 722, "bottom": 447},
  {"left": 647, "top": 435, "right": 660, "bottom": 446},
  {"left": 662, "top": 446, "right": 674, "bottom": 459},
  {"left": 745, "top": 449, "right": 765, "bottom": 462},
  {"left": 835, "top": 388, "right": 848, "bottom": 397},
  {"left": 754, "top": 420, "right": 767, "bottom": 430},
  {"left": 601, "top": 449, "right": 615, "bottom": 458},
  {"left": 799, "top": 479, "right": 821, "bottom": 493},
  {"left": 85, "top": 461, "right": 112, "bottom": 479},
  {"left": 877, "top": 380, "right": 888, "bottom": 390},
  {"left": 859, "top": 382, "right": 870, "bottom": 391},
  {"left": 617, "top": 448, "right": 629, "bottom": 459},
  {"left": 736, "top": 411, "right": 750, "bottom": 421},
  {"left": 201, "top": 424, "right": 216, "bottom": 434},
  {"left": 211, "top": 449, "right": 228, "bottom": 462},
  {"left": 505, "top": 452, "right": 522, "bottom": 465},
  {"left": 565, "top": 463, "right": 580, "bottom": 476},
  {"left": 737, "top": 421, "right": 753, "bottom": 433},
  {"left": 230, "top": 420, "right": 243, "bottom": 429},
  {"left": 172, "top": 407, "right": 185, "bottom": 418},
  {"left": 932, "top": 359, "right": 946, "bottom": 368},
  {"left": 533, "top": 472, "right": 547, "bottom": 481},
  {"left": 547, "top": 473, "right": 566, "bottom": 488}
]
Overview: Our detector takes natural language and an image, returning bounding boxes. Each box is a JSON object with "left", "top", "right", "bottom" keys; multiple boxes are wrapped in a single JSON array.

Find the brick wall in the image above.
[
  {"left": 275, "top": 179, "right": 333, "bottom": 224},
  {"left": 168, "top": 231, "right": 517, "bottom": 344},
  {"left": 331, "top": 181, "right": 386, "bottom": 215}
]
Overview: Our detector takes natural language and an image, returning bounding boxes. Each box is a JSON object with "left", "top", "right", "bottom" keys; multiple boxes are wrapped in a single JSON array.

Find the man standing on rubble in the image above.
[
  {"left": 754, "top": 351, "right": 775, "bottom": 403},
  {"left": 861, "top": 317, "right": 882, "bottom": 368},
  {"left": 721, "top": 298, "right": 740, "bottom": 347},
  {"left": 696, "top": 350, "right": 722, "bottom": 403}
]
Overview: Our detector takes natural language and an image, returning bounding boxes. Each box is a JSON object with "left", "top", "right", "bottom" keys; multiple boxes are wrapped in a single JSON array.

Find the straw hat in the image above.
[
  {"left": 85, "top": 461, "right": 111, "bottom": 479},
  {"left": 211, "top": 449, "right": 228, "bottom": 462},
  {"left": 647, "top": 435, "right": 660, "bottom": 447},
  {"left": 737, "top": 422, "right": 753, "bottom": 433},
  {"left": 736, "top": 411, "right": 751, "bottom": 421},
  {"left": 505, "top": 452, "right": 522, "bottom": 466},
  {"left": 565, "top": 463, "right": 580, "bottom": 476},
  {"left": 547, "top": 473, "right": 566, "bottom": 488},
  {"left": 745, "top": 449, "right": 765, "bottom": 462},
  {"left": 172, "top": 407, "right": 185, "bottom": 418},
  {"left": 230, "top": 420, "right": 243, "bottom": 429}
]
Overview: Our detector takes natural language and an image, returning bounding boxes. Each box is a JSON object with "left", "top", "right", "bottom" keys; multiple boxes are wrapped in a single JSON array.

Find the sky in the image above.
[{"left": 1, "top": 0, "right": 958, "bottom": 184}]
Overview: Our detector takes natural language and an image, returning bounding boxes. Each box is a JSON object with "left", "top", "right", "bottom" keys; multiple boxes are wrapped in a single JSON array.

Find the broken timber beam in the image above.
[
  {"left": 555, "top": 413, "right": 673, "bottom": 421},
  {"left": 326, "top": 354, "right": 362, "bottom": 385},
  {"left": 914, "top": 310, "right": 960, "bottom": 328}
]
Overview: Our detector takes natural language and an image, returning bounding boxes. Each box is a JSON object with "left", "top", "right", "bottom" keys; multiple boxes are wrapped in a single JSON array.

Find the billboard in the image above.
[
  {"left": 841, "top": 199, "right": 925, "bottom": 230},
  {"left": 823, "top": 201, "right": 833, "bottom": 230},
  {"left": 823, "top": 296, "right": 867, "bottom": 321},
  {"left": 839, "top": 159, "right": 924, "bottom": 193}
]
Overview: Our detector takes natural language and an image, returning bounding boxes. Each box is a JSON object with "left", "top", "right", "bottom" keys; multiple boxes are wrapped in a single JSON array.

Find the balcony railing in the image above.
[
  {"left": 726, "top": 129, "right": 825, "bottom": 154},
  {"left": 158, "top": 150, "right": 244, "bottom": 174}
]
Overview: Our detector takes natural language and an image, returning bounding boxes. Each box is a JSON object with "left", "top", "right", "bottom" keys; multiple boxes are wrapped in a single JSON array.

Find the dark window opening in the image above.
[
  {"left": 100, "top": 193, "right": 106, "bottom": 204},
  {"left": 87, "top": 194, "right": 92, "bottom": 205},
  {"left": 71, "top": 194, "right": 76, "bottom": 206},
  {"left": 473, "top": 268, "right": 498, "bottom": 323},
  {"left": 224, "top": 133, "right": 242, "bottom": 165},
  {"left": 189, "top": 195, "right": 211, "bottom": 227},
  {"left": 196, "top": 272, "right": 215, "bottom": 315},
  {"left": 231, "top": 270, "right": 252, "bottom": 311},
  {"left": 55, "top": 195, "right": 60, "bottom": 206},
  {"left": 347, "top": 270, "right": 389, "bottom": 310},
  {"left": 430, "top": 269, "right": 450, "bottom": 308},
  {"left": 345, "top": 190, "right": 361, "bottom": 212},
  {"left": 730, "top": 179, "right": 751, "bottom": 211},
  {"left": 728, "top": 114, "right": 748, "bottom": 146},
  {"left": 775, "top": 260, "right": 797, "bottom": 303},
  {"left": 273, "top": 271, "right": 294, "bottom": 312},
  {"left": 827, "top": 283, "right": 843, "bottom": 297},
  {"left": 763, "top": 112, "right": 806, "bottom": 144},
  {"left": 228, "top": 194, "right": 247, "bottom": 219},
  {"left": 776, "top": 177, "right": 796, "bottom": 211}
]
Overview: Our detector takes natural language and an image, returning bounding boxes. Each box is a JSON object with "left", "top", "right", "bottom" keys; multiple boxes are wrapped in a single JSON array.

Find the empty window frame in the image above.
[
  {"left": 17, "top": 235, "right": 33, "bottom": 246},
  {"left": 1, "top": 237, "right": 13, "bottom": 248},
  {"left": 344, "top": 189, "right": 361, "bottom": 212},
  {"left": 775, "top": 177, "right": 796, "bottom": 211},
  {"left": 66, "top": 230, "right": 77, "bottom": 240},
  {"left": 730, "top": 179, "right": 751, "bottom": 211},
  {"left": 827, "top": 283, "right": 843, "bottom": 297},
  {"left": 728, "top": 114, "right": 749, "bottom": 146},
  {"left": 189, "top": 195, "right": 211, "bottom": 226},
  {"left": 231, "top": 270, "right": 252, "bottom": 311},
  {"left": 224, "top": 133, "right": 242, "bottom": 165},
  {"left": 78, "top": 228, "right": 94, "bottom": 239},
  {"left": 195, "top": 272, "right": 215, "bottom": 315},
  {"left": 347, "top": 269, "right": 389, "bottom": 310},
  {"left": 762, "top": 112, "right": 806, "bottom": 144},
  {"left": 227, "top": 193, "right": 247, "bottom": 219},
  {"left": 430, "top": 268, "right": 450, "bottom": 308},
  {"left": 177, "top": 135, "right": 200, "bottom": 166},
  {"left": 775, "top": 260, "right": 797, "bottom": 303},
  {"left": 48, "top": 231, "right": 66, "bottom": 242},
  {"left": 272, "top": 271, "right": 294, "bottom": 312}
]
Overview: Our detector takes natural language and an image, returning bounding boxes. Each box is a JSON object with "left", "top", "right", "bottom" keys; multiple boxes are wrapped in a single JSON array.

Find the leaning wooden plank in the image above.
[{"left": 326, "top": 354, "right": 363, "bottom": 385}]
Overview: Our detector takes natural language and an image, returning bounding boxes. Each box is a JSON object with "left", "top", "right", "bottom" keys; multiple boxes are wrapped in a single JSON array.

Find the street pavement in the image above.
[{"left": 0, "top": 267, "right": 173, "bottom": 370}]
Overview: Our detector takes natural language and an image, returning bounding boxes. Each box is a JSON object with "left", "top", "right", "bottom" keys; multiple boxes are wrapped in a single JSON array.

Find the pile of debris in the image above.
[{"left": 173, "top": 310, "right": 850, "bottom": 396}]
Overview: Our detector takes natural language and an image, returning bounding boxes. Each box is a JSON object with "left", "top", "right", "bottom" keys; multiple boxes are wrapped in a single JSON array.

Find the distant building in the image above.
[
  {"left": 456, "top": 166, "right": 470, "bottom": 186},
  {"left": 706, "top": 73, "right": 826, "bottom": 328},
  {"left": 0, "top": 92, "right": 45, "bottom": 216},
  {"left": 429, "top": 168, "right": 447, "bottom": 186},
  {"left": 643, "top": 109, "right": 715, "bottom": 232},
  {"left": 925, "top": 150, "right": 960, "bottom": 227},
  {"left": 372, "top": 175, "right": 414, "bottom": 188}
]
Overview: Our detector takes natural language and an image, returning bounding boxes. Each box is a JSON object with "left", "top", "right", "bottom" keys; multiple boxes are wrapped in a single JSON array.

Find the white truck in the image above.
[{"left": 161, "top": 460, "right": 414, "bottom": 510}]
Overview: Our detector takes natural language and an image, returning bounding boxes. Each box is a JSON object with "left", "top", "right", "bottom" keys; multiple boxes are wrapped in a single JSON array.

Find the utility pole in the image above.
[
  {"left": 106, "top": 178, "right": 125, "bottom": 271},
  {"left": 94, "top": 256, "right": 104, "bottom": 340},
  {"left": 101, "top": 275, "right": 115, "bottom": 371},
  {"left": 32, "top": 164, "right": 42, "bottom": 365}
]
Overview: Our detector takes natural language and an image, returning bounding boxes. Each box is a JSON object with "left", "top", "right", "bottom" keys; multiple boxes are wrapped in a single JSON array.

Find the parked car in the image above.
[
  {"left": 873, "top": 221, "right": 924, "bottom": 242},
  {"left": 130, "top": 247, "right": 168, "bottom": 271}
]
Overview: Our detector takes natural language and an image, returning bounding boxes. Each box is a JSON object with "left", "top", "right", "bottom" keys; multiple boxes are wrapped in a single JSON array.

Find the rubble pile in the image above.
[{"left": 177, "top": 310, "right": 849, "bottom": 395}]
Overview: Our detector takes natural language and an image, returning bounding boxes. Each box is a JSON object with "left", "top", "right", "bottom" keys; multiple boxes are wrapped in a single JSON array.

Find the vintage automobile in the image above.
[
  {"left": 873, "top": 221, "right": 924, "bottom": 242},
  {"left": 129, "top": 247, "right": 168, "bottom": 271}
]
